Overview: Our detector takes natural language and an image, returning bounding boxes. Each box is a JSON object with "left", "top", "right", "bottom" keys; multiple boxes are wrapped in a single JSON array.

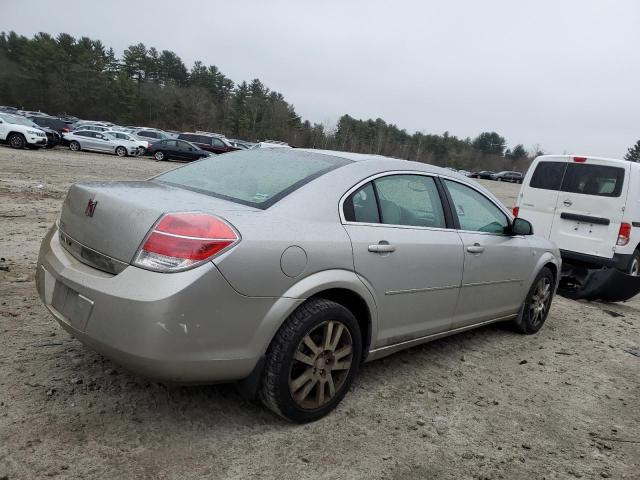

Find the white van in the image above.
[{"left": 514, "top": 155, "right": 640, "bottom": 301}]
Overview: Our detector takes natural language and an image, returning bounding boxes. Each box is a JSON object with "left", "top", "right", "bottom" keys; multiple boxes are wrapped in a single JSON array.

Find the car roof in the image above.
[{"left": 295, "top": 148, "right": 467, "bottom": 179}]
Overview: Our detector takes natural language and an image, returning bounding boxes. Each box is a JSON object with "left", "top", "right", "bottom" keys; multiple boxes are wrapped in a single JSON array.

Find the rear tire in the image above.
[
  {"left": 69, "top": 141, "right": 80, "bottom": 152},
  {"left": 511, "top": 267, "right": 554, "bottom": 334},
  {"left": 154, "top": 150, "right": 165, "bottom": 161},
  {"left": 626, "top": 250, "right": 640, "bottom": 276},
  {"left": 8, "top": 133, "right": 26, "bottom": 149},
  {"left": 259, "top": 298, "right": 362, "bottom": 423}
]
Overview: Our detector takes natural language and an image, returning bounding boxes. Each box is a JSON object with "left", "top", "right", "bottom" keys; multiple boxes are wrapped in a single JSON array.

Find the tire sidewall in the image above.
[
  {"left": 267, "top": 302, "right": 362, "bottom": 423},
  {"left": 116, "top": 146, "right": 127, "bottom": 157},
  {"left": 517, "top": 267, "right": 554, "bottom": 334},
  {"left": 154, "top": 151, "right": 164, "bottom": 161},
  {"left": 627, "top": 250, "right": 640, "bottom": 276},
  {"left": 69, "top": 141, "right": 80, "bottom": 152}
]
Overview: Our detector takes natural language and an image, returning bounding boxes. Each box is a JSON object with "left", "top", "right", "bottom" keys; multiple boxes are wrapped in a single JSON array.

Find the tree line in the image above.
[{"left": 0, "top": 31, "right": 540, "bottom": 171}]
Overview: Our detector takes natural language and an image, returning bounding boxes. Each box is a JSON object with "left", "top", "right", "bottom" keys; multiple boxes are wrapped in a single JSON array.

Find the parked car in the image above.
[
  {"left": 12, "top": 115, "right": 61, "bottom": 149},
  {"left": 227, "top": 139, "right": 256, "bottom": 150},
  {"left": 74, "top": 124, "right": 110, "bottom": 133},
  {"left": 147, "top": 138, "right": 210, "bottom": 161},
  {"left": 39, "top": 126, "right": 62, "bottom": 149},
  {"left": 470, "top": 170, "right": 495, "bottom": 179},
  {"left": 64, "top": 130, "right": 140, "bottom": 156},
  {"left": 515, "top": 154, "right": 640, "bottom": 301},
  {"left": 131, "top": 129, "right": 169, "bottom": 147},
  {"left": 0, "top": 113, "right": 47, "bottom": 149},
  {"left": 36, "top": 148, "right": 560, "bottom": 422},
  {"left": 492, "top": 171, "right": 524, "bottom": 183},
  {"left": 28, "top": 115, "right": 71, "bottom": 136},
  {"left": 177, "top": 132, "right": 238, "bottom": 154},
  {"left": 105, "top": 130, "right": 150, "bottom": 153}
]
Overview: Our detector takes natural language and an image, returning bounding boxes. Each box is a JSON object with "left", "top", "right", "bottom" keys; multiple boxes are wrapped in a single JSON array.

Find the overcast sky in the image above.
[{"left": 2, "top": 0, "right": 639, "bottom": 157}]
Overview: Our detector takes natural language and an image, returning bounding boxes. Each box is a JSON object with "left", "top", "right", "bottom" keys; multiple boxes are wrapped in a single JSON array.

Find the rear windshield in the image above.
[
  {"left": 153, "top": 149, "right": 351, "bottom": 209},
  {"left": 530, "top": 161, "right": 625, "bottom": 197}
]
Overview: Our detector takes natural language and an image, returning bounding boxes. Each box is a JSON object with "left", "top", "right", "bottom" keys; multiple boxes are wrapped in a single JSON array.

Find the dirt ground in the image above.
[{"left": 0, "top": 146, "right": 638, "bottom": 480}]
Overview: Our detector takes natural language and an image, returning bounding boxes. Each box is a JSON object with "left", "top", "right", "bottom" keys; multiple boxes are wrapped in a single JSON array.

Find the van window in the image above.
[
  {"left": 530, "top": 161, "right": 567, "bottom": 190},
  {"left": 561, "top": 164, "right": 624, "bottom": 197}
]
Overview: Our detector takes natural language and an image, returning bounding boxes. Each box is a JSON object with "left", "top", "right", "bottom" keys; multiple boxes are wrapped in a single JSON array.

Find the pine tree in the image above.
[{"left": 624, "top": 140, "right": 640, "bottom": 162}]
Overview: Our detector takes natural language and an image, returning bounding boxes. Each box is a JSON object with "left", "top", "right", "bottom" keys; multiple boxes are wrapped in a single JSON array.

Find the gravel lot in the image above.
[{"left": 0, "top": 146, "right": 638, "bottom": 480}]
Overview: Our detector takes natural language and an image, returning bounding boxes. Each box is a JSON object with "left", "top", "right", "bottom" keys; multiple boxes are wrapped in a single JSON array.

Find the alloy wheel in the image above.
[
  {"left": 116, "top": 146, "right": 126, "bottom": 157},
  {"left": 9, "top": 135, "right": 24, "bottom": 148},
  {"left": 528, "top": 277, "right": 551, "bottom": 328},
  {"left": 288, "top": 320, "right": 353, "bottom": 410},
  {"left": 155, "top": 151, "right": 164, "bottom": 161}
]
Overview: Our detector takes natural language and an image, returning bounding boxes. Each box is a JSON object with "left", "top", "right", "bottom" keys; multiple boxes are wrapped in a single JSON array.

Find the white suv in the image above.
[
  {"left": 515, "top": 154, "right": 640, "bottom": 301},
  {"left": 0, "top": 113, "right": 48, "bottom": 149}
]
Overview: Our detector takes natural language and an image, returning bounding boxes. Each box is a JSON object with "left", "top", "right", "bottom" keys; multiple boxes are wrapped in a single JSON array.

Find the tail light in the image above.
[
  {"left": 512, "top": 206, "right": 519, "bottom": 217},
  {"left": 617, "top": 222, "right": 631, "bottom": 246},
  {"left": 62, "top": 128, "right": 70, "bottom": 133},
  {"left": 133, "top": 212, "right": 239, "bottom": 272}
]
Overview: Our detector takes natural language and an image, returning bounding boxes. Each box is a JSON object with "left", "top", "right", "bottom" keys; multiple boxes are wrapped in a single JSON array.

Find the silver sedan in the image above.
[
  {"left": 64, "top": 130, "right": 141, "bottom": 156},
  {"left": 36, "top": 149, "right": 560, "bottom": 422}
]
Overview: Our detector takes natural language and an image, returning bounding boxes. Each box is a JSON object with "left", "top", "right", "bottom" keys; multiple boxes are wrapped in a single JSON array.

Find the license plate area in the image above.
[{"left": 50, "top": 276, "right": 94, "bottom": 331}]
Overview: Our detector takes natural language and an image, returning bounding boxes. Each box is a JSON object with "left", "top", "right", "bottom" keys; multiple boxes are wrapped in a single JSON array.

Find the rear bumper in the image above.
[
  {"left": 36, "top": 224, "right": 302, "bottom": 383},
  {"left": 560, "top": 249, "right": 633, "bottom": 270}
]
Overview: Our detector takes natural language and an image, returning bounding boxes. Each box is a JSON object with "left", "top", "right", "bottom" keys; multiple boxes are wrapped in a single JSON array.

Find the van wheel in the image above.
[
  {"left": 260, "top": 298, "right": 362, "bottom": 423},
  {"left": 627, "top": 250, "right": 640, "bottom": 276},
  {"left": 8, "top": 133, "right": 26, "bottom": 149},
  {"left": 511, "top": 267, "right": 554, "bottom": 334}
]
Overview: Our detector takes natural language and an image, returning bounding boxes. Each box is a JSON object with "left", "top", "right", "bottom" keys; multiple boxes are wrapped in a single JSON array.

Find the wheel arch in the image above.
[
  {"left": 308, "top": 287, "right": 372, "bottom": 361},
  {"left": 259, "top": 270, "right": 377, "bottom": 363}
]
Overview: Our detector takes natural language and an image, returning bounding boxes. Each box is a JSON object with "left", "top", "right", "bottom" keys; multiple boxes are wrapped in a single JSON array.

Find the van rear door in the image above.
[
  {"left": 517, "top": 159, "right": 568, "bottom": 239},
  {"left": 551, "top": 158, "right": 629, "bottom": 259}
]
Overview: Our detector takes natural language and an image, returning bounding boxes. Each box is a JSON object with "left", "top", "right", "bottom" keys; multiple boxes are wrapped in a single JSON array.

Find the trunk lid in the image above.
[{"left": 58, "top": 181, "right": 256, "bottom": 264}]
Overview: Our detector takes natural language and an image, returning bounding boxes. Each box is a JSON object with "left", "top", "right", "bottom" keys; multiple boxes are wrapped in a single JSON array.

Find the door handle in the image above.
[
  {"left": 466, "top": 243, "right": 485, "bottom": 254},
  {"left": 563, "top": 200, "right": 573, "bottom": 207},
  {"left": 368, "top": 243, "right": 396, "bottom": 253}
]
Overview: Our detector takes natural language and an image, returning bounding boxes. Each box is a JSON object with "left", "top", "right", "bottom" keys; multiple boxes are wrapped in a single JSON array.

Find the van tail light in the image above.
[
  {"left": 573, "top": 156, "right": 587, "bottom": 163},
  {"left": 617, "top": 222, "right": 631, "bottom": 246},
  {"left": 512, "top": 206, "right": 519, "bottom": 217},
  {"left": 133, "top": 212, "right": 239, "bottom": 272}
]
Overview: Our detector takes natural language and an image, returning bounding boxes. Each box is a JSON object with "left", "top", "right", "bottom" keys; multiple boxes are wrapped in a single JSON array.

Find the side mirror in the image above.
[{"left": 511, "top": 217, "right": 534, "bottom": 235}]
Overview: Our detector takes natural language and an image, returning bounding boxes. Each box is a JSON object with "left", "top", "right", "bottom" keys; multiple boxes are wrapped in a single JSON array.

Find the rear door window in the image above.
[
  {"left": 374, "top": 175, "right": 446, "bottom": 228},
  {"left": 560, "top": 164, "right": 625, "bottom": 197},
  {"left": 530, "top": 161, "right": 567, "bottom": 191}
]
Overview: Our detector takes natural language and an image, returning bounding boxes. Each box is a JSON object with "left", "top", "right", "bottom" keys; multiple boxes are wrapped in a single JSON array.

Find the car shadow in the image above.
[{"left": 55, "top": 320, "right": 519, "bottom": 432}]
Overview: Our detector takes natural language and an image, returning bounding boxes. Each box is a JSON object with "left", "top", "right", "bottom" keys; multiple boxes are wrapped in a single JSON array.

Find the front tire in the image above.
[
  {"left": 115, "top": 146, "right": 127, "bottom": 157},
  {"left": 8, "top": 133, "right": 26, "bottom": 149},
  {"left": 154, "top": 150, "right": 166, "bottom": 161},
  {"left": 260, "top": 298, "right": 362, "bottom": 423},
  {"left": 511, "top": 267, "right": 554, "bottom": 334},
  {"left": 69, "top": 141, "right": 81, "bottom": 152}
]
